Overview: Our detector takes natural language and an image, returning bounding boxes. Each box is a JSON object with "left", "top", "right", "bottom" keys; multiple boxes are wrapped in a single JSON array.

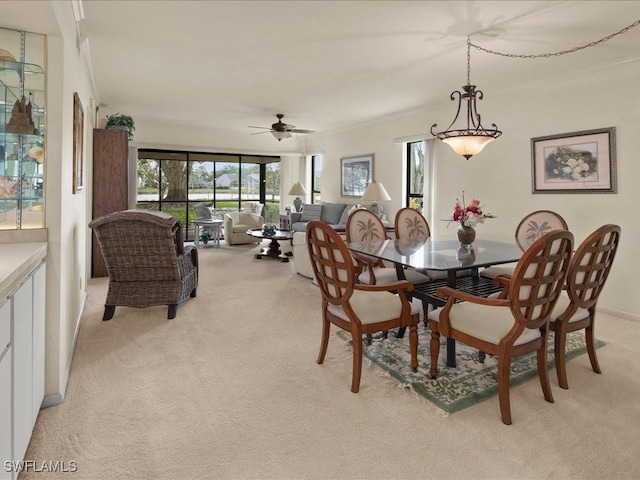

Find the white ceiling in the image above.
[{"left": 4, "top": 1, "right": 640, "bottom": 146}]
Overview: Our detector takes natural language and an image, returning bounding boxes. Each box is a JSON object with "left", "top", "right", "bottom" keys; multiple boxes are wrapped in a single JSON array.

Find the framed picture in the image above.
[
  {"left": 73, "top": 92, "right": 84, "bottom": 193},
  {"left": 341, "top": 154, "right": 373, "bottom": 197},
  {"left": 531, "top": 127, "right": 616, "bottom": 194}
]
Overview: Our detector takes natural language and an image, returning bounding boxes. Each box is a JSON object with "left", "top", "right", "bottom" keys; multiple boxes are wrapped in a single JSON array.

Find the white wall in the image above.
[
  {"left": 304, "top": 59, "right": 640, "bottom": 320},
  {"left": 40, "top": 2, "right": 94, "bottom": 405}
]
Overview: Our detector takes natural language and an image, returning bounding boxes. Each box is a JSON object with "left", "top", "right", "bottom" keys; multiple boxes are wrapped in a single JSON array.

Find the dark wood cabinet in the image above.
[{"left": 92, "top": 128, "right": 129, "bottom": 277}]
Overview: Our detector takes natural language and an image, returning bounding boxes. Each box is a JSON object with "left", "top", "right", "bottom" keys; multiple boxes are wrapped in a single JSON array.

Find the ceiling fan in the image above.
[{"left": 248, "top": 114, "right": 316, "bottom": 141}]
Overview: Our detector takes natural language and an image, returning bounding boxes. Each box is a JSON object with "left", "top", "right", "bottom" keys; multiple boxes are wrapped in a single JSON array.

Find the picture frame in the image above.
[
  {"left": 531, "top": 127, "right": 616, "bottom": 194},
  {"left": 73, "top": 92, "right": 84, "bottom": 193},
  {"left": 341, "top": 154, "right": 373, "bottom": 197}
]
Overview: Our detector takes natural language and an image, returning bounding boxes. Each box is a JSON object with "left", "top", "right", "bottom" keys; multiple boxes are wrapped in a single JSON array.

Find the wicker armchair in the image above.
[{"left": 89, "top": 210, "right": 198, "bottom": 320}]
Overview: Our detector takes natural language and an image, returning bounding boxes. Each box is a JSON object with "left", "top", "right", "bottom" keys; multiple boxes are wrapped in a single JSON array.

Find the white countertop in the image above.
[{"left": 0, "top": 242, "right": 47, "bottom": 303}]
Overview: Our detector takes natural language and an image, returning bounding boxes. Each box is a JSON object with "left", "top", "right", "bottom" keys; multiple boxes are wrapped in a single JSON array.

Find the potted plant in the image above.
[
  {"left": 199, "top": 230, "right": 211, "bottom": 245},
  {"left": 105, "top": 113, "right": 135, "bottom": 141}
]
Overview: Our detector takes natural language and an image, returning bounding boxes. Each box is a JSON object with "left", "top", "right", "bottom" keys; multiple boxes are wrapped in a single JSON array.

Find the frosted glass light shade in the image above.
[{"left": 443, "top": 135, "right": 495, "bottom": 159}]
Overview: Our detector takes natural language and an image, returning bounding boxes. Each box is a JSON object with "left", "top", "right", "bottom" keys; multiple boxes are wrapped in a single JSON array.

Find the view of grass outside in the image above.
[{"left": 136, "top": 152, "right": 281, "bottom": 241}]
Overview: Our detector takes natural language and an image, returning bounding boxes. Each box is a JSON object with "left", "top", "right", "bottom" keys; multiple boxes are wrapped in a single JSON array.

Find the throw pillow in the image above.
[
  {"left": 300, "top": 204, "right": 322, "bottom": 222},
  {"left": 321, "top": 202, "right": 346, "bottom": 225},
  {"left": 338, "top": 205, "right": 352, "bottom": 226}
]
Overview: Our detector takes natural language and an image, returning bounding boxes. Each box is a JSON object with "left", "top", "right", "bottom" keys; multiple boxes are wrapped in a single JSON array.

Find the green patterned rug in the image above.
[{"left": 337, "top": 324, "right": 605, "bottom": 414}]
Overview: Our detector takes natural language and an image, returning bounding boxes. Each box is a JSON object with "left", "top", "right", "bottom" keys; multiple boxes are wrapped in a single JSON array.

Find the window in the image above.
[
  {"left": 406, "top": 141, "right": 427, "bottom": 213},
  {"left": 311, "top": 154, "right": 322, "bottom": 204},
  {"left": 136, "top": 149, "right": 279, "bottom": 241}
]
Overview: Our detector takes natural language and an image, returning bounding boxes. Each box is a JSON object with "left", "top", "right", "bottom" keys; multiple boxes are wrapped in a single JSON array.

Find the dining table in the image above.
[{"left": 347, "top": 236, "right": 523, "bottom": 368}]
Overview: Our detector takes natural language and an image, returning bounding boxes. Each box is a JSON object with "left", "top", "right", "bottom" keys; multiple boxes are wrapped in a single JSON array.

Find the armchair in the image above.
[
  {"left": 89, "top": 210, "right": 198, "bottom": 320},
  {"left": 224, "top": 212, "right": 264, "bottom": 245},
  {"left": 306, "top": 220, "right": 421, "bottom": 393},
  {"left": 428, "top": 230, "right": 574, "bottom": 424}
]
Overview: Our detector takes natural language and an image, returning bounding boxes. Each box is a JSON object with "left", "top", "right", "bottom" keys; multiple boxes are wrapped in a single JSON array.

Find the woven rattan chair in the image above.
[{"left": 89, "top": 210, "right": 198, "bottom": 320}]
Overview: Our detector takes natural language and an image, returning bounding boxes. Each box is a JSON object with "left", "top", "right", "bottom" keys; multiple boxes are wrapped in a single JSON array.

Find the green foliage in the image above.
[{"left": 106, "top": 113, "right": 135, "bottom": 140}]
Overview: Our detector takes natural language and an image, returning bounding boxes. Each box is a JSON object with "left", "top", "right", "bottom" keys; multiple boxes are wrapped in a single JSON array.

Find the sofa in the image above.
[{"left": 289, "top": 202, "right": 351, "bottom": 232}]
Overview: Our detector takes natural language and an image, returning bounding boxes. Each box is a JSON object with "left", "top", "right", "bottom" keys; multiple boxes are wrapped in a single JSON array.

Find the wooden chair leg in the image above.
[
  {"left": 554, "top": 324, "right": 569, "bottom": 389},
  {"left": 317, "top": 317, "right": 330, "bottom": 365},
  {"left": 103, "top": 305, "right": 115, "bottom": 321},
  {"left": 409, "top": 323, "right": 418, "bottom": 372},
  {"left": 537, "top": 342, "right": 554, "bottom": 403},
  {"left": 497, "top": 356, "right": 513, "bottom": 425},
  {"left": 351, "top": 332, "right": 363, "bottom": 393},
  {"left": 585, "top": 321, "right": 602, "bottom": 375},
  {"left": 429, "top": 322, "right": 440, "bottom": 379},
  {"left": 168, "top": 304, "right": 178, "bottom": 319}
]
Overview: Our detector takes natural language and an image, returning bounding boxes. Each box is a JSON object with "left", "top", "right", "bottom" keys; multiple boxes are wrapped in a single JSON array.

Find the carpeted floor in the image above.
[
  {"left": 338, "top": 326, "right": 605, "bottom": 414},
  {"left": 20, "top": 239, "right": 640, "bottom": 479}
]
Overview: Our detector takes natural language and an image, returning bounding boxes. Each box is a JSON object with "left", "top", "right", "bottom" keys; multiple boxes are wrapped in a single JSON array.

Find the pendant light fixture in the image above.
[{"left": 431, "top": 37, "right": 501, "bottom": 160}]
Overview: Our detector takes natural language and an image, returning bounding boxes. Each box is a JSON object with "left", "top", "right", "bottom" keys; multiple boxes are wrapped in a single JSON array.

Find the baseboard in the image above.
[
  {"left": 599, "top": 305, "right": 640, "bottom": 322},
  {"left": 41, "top": 289, "right": 87, "bottom": 408}
]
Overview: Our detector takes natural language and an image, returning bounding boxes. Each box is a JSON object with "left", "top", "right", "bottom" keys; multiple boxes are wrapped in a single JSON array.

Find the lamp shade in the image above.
[
  {"left": 360, "top": 181, "right": 391, "bottom": 202},
  {"left": 288, "top": 182, "right": 307, "bottom": 196}
]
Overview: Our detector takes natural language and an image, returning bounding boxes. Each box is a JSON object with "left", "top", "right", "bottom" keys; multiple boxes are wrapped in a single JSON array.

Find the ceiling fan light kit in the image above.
[{"left": 248, "top": 113, "right": 315, "bottom": 141}]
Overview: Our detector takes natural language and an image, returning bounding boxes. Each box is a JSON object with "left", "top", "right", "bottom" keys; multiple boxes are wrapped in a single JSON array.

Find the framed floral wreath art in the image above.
[{"left": 531, "top": 127, "right": 616, "bottom": 194}]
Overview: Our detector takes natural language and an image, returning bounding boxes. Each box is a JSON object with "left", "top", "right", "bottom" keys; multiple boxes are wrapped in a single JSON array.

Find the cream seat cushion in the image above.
[
  {"left": 480, "top": 262, "right": 517, "bottom": 279},
  {"left": 549, "top": 291, "right": 590, "bottom": 324},
  {"left": 327, "top": 290, "right": 422, "bottom": 324},
  {"left": 427, "top": 302, "right": 541, "bottom": 346},
  {"left": 358, "top": 267, "right": 429, "bottom": 285}
]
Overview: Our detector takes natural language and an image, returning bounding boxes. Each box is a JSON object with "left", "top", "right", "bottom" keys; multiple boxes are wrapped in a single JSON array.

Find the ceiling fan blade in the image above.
[
  {"left": 248, "top": 126, "right": 272, "bottom": 130},
  {"left": 249, "top": 131, "right": 271, "bottom": 136},
  {"left": 290, "top": 129, "right": 316, "bottom": 134}
]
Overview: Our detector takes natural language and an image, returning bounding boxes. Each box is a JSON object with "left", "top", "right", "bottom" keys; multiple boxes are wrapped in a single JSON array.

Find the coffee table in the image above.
[{"left": 247, "top": 229, "right": 294, "bottom": 262}]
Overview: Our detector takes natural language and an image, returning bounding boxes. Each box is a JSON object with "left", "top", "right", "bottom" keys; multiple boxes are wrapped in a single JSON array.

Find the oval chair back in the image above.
[{"left": 394, "top": 207, "right": 430, "bottom": 241}]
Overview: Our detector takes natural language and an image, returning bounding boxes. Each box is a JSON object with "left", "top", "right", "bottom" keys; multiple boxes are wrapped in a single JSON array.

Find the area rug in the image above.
[{"left": 337, "top": 325, "right": 606, "bottom": 414}]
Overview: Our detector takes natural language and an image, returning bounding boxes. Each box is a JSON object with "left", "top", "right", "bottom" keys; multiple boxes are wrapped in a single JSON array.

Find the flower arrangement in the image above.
[
  {"left": 262, "top": 223, "right": 277, "bottom": 236},
  {"left": 448, "top": 191, "right": 495, "bottom": 227}
]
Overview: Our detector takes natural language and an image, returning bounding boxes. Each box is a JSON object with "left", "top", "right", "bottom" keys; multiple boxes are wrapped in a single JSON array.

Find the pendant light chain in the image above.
[
  {"left": 469, "top": 19, "right": 640, "bottom": 59},
  {"left": 466, "top": 37, "right": 471, "bottom": 84}
]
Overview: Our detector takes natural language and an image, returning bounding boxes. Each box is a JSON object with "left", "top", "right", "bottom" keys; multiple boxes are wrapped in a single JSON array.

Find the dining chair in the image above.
[
  {"left": 306, "top": 220, "right": 421, "bottom": 393},
  {"left": 547, "top": 224, "right": 621, "bottom": 389},
  {"left": 347, "top": 209, "right": 430, "bottom": 286},
  {"left": 394, "top": 207, "right": 430, "bottom": 240},
  {"left": 428, "top": 230, "right": 574, "bottom": 424},
  {"left": 481, "top": 209, "right": 569, "bottom": 279}
]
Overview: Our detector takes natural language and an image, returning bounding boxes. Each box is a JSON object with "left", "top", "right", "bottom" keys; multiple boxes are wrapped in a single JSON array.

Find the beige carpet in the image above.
[{"left": 21, "top": 240, "right": 640, "bottom": 480}]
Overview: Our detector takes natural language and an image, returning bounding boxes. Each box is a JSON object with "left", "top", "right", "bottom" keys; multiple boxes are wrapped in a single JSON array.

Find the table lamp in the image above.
[
  {"left": 361, "top": 181, "right": 391, "bottom": 218},
  {"left": 288, "top": 182, "right": 307, "bottom": 212}
]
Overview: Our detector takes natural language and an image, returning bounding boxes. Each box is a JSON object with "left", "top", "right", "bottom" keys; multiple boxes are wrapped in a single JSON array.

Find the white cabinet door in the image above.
[
  {"left": 0, "top": 301, "right": 12, "bottom": 480},
  {"left": 31, "top": 263, "right": 45, "bottom": 420},
  {"left": 12, "top": 277, "right": 33, "bottom": 466}
]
